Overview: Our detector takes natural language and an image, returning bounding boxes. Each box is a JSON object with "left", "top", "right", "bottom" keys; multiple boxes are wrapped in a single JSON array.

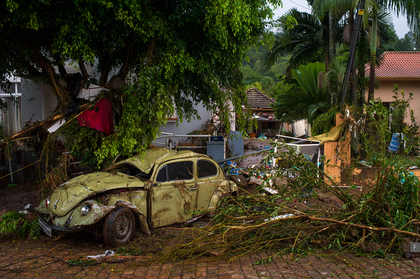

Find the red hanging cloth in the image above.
[{"left": 77, "top": 99, "right": 114, "bottom": 135}]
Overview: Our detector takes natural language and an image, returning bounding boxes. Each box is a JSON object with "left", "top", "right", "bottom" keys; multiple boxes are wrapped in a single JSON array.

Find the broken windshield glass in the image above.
[{"left": 108, "top": 163, "right": 151, "bottom": 181}]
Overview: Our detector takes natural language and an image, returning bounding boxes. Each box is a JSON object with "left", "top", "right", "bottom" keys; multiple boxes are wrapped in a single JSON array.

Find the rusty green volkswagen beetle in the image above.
[{"left": 35, "top": 148, "right": 237, "bottom": 246}]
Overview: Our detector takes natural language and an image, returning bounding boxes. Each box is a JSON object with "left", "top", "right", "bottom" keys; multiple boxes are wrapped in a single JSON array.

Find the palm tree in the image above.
[
  {"left": 363, "top": 0, "right": 419, "bottom": 101},
  {"left": 311, "top": 0, "right": 352, "bottom": 68},
  {"left": 385, "top": 0, "right": 420, "bottom": 36},
  {"left": 312, "top": 0, "right": 416, "bottom": 105},
  {"left": 265, "top": 7, "right": 344, "bottom": 72},
  {"left": 327, "top": 57, "right": 347, "bottom": 105},
  {"left": 355, "top": 4, "right": 394, "bottom": 102},
  {"left": 273, "top": 62, "right": 330, "bottom": 123}
]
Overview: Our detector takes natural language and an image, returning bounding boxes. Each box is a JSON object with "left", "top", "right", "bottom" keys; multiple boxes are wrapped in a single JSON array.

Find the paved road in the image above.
[{"left": 1, "top": 235, "right": 420, "bottom": 279}]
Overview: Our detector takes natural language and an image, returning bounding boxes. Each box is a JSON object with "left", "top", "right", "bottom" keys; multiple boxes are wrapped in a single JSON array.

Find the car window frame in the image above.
[
  {"left": 108, "top": 162, "right": 148, "bottom": 180},
  {"left": 197, "top": 159, "right": 219, "bottom": 179},
  {"left": 154, "top": 159, "right": 196, "bottom": 184}
]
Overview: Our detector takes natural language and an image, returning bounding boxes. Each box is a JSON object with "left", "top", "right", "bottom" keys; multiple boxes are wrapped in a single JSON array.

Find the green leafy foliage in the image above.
[
  {"left": 264, "top": 6, "right": 344, "bottom": 70},
  {"left": 240, "top": 46, "right": 289, "bottom": 96},
  {"left": 389, "top": 87, "right": 419, "bottom": 154},
  {"left": 0, "top": 0, "right": 283, "bottom": 166},
  {"left": 0, "top": 211, "right": 40, "bottom": 240},
  {"left": 272, "top": 75, "right": 301, "bottom": 97},
  {"left": 391, "top": 31, "right": 417, "bottom": 50},
  {"left": 161, "top": 148, "right": 420, "bottom": 261},
  {"left": 292, "top": 62, "right": 326, "bottom": 96},
  {"left": 362, "top": 99, "right": 393, "bottom": 161},
  {"left": 159, "top": 100, "right": 420, "bottom": 260},
  {"left": 311, "top": 107, "right": 339, "bottom": 136},
  {"left": 362, "top": 88, "right": 419, "bottom": 161},
  {"left": 273, "top": 62, "right": 330, "bottom": 123},
  {"left": 356, "top": 166, "right": 420, "bottom": 230},
  {"left": 95, "top": 71, "right": 173, "bottom": 165},
  {"left": 327, "top": 58, "right": 346, "bottom": 105}
]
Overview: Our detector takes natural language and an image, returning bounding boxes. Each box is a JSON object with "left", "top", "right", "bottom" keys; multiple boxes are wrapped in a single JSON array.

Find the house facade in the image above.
[
  {"left": 369, "top": 51, "right": 420, "bottom": 125},
  {"left": 0, "top": 77, "right": 57, "bottom": 137},
  {"left": 245, "top": 87, "right": 309, "bottom": 137},
  {"left": 0, "top": 79, "right": 216, "bottom": 186}
]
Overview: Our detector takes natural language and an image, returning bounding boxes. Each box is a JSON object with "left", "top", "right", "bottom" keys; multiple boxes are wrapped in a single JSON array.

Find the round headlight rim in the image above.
[{"left": 80, "top": 203, "right": 92, "bottom": 216}]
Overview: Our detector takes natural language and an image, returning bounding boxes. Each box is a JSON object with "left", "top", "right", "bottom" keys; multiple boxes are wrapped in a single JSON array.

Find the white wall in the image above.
[
  {"left": 159, "top": 103, "right": 212, "bottom": 135},
  {"left": 292, "top": 119, "right": 311, "bottom": 137},
  {"left": 21, "top": 79, "right": 57, "bottom": 123}
]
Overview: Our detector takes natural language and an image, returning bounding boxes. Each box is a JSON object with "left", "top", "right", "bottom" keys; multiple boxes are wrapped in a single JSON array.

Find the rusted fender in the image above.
[
  {"left": 37, "top": 199, "right": 151, "bottom": 235},
  {"left": 208, "top": 180, "right": 238, "bottom": 209}
]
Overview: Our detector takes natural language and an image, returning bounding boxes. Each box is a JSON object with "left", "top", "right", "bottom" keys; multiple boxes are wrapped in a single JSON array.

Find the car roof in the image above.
[{"left": 117, "top": 148, "right": 210, "bottom": 174}]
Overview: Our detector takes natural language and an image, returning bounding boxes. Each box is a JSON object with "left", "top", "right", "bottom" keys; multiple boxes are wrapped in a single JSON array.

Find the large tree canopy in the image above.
[{"left": 0, "top": 0, "right": 281, "bottom": 165}]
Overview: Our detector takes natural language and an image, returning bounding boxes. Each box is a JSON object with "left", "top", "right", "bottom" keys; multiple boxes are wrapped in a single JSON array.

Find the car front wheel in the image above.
[{"left": 103, "top": 207, "right": 136, "bottom": 247}]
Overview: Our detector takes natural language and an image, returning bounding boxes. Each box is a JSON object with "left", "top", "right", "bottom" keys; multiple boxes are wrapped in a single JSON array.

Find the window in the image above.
[
  {"left": 109, "top": 163, "right": 151, "bottom": 181},
  {"left": 197, "top": 160, "right": 218, "bottom": 178},
  {"left": 156, "top": 161, "right": 193, "bottom": 182},
  {"left": 156, "top": 165, "right": 167, "bottom": 182},
  {"left": 0, "top": 80, "right": 22, "bottom": 137}
]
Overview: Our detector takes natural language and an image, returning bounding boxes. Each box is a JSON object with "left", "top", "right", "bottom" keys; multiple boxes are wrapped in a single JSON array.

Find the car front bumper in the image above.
[{"left": 36, "top": 210, "right": 83, "bottom": 236}]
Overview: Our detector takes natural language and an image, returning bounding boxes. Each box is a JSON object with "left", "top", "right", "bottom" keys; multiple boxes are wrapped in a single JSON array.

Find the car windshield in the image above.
[{"left": 108, "top": 163, "right": 151, "bottom": 181}]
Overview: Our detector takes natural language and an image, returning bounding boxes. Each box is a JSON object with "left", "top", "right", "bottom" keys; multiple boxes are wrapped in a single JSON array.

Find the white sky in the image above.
[{"left": 273, "top": 0, "right": 411, "bottom": 39}]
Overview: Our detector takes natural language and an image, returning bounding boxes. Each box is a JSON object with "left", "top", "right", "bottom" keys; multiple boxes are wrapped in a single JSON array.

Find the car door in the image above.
[
  {"left": 196, "top": 159, "right": 223, "bottom": 210},
  {"left": 149, "top": 160, "right": 198, "bottom": 228}
]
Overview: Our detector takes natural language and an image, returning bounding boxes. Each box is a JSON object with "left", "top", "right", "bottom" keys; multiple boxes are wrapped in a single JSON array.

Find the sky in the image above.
[{"left": 273, "top": 0, "right": 411, "bottom": 38}]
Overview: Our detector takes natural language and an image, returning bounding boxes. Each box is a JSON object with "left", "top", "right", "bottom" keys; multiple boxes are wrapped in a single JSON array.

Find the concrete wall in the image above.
[
  {"left": 374, "top": 79, "right": 420, "bottom": 126},
  {"left": 21, "top": 79, "right": 58, "bottom": 123},
  {"left": 159, "top": 103, "right": 212, "bottom": 136}
]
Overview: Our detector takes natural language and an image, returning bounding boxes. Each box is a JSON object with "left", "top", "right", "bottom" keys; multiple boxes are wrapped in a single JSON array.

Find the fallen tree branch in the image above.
[
  {"left": 10, "top": 115, "right": 62, "bottom": 140},
  {"left": 300, "top": 214, "right": 420, "bottom": 239},
  {"left": 0, "top": 103, "right": 94, "bottom": 148}
]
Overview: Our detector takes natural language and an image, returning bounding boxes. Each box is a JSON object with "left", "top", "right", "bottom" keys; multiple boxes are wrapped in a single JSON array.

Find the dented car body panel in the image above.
[
  {"left": 36, "top": 148, "right": 237, "bottom": 243},
  {"left": 48, "top": 172, "right": 144, "bottom": 217}
]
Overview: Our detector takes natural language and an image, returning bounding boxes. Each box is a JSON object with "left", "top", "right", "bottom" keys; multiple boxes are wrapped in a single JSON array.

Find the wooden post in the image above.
[{"left": 324, "top": 113, "right": 351, "bottom": 184}]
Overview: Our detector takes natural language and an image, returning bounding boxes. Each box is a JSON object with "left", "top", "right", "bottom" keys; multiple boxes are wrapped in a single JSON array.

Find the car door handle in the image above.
[{"left": 187, "top": 187, "right": 197, "bottom": 191}]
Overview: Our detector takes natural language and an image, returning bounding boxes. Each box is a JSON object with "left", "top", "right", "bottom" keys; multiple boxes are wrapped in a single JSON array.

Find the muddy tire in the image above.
[{"left": 103, "top": 207, "right": 136, "bottom": 247}]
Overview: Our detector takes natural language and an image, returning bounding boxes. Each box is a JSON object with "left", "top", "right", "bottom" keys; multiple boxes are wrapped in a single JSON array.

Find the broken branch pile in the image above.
[{"left": 158, "top": 144, "right": 420, "bottom": 262}]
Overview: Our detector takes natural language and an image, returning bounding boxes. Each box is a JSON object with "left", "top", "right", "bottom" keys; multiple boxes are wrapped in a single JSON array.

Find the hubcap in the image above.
[{"left": 115, "top": 214, "right": 132, "bottom": 241}]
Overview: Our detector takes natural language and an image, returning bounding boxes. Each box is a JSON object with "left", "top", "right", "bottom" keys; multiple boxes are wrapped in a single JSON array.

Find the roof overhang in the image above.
[
  {"left": 376, "top": 77, "right": 420, "bottom": 80},
  {"left": 244, "top": 108, "right": 274, "bottom": 112}
]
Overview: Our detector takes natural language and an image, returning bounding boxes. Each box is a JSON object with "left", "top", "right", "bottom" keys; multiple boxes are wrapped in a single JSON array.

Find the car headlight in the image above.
[
  {"left": 80, "top": 203, "right": 92, "bottom": 216},
  {"left": 45, "top": 196, "right": 50, "bottom": 207}
]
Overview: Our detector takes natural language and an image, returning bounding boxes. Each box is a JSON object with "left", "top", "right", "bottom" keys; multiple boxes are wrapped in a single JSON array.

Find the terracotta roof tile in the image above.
[
  {"left": 246, "top": 88, "right": 275, "bottom": 109},
  {"left": 366, "top": 51, "right": 420, "bottom": 78}
]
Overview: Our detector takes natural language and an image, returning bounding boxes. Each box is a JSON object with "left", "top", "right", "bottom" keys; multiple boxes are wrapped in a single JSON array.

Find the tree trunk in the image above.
[
  {"left": 368, "top": 13, "right": 378, "bottom": 103},
  {"left": 30, "top": 49, "right": 72, "bottom": 109},
  {"left": 329, "top": 10, "right": 337, "bottom": 105},
  {"left": 329, "top": 11, "right": 336, "bottom": 63},
  {"left": 358, "top": 30, "right": 367, "bottom": 106}
]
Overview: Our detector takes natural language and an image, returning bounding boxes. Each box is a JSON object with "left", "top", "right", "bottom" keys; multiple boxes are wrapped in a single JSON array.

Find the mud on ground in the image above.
[{"left": 0, "top": 183, "right": 41, "bottom": 212}]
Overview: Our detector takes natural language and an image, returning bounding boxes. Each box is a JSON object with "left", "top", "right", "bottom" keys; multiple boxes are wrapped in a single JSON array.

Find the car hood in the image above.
[{"left": 48, "top": 171, "right": 144, "bottom": 217}]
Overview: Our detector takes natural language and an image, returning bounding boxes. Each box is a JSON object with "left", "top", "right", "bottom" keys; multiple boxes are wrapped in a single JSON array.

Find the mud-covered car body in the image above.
[{"left": 36, "top": 148, "right": 236, "bottom": 246}]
